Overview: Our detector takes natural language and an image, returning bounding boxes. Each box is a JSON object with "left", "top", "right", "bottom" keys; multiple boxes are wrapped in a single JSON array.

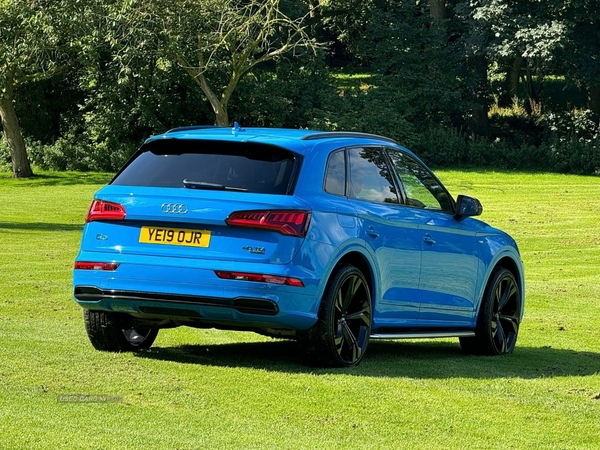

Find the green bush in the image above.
[
  {"left": 412, "top": 105, "right": 598, "bottom": 175},
  {"left": 318, "top": 89, "right": 417, "bottom": 145},
  {"left": 411, "top": 126, "right": 469, "bottom": 167},
  {"left": 0, "top": 136, "right": 11, "bottom": 171},
  {"left": 543, "top": 110, "right": 599, "bottom": 174},
  {"left": 409, "top": 123, "right": 599, "bottom": 175},
  {"left": 549, "top": 137, "right": 599, "bottom": 175},
  {"left": 26, "top": 133, "right": 135, "bottom": 172}
]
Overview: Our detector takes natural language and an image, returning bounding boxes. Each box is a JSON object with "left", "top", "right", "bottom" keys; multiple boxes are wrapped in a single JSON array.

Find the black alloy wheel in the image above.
[
  {"left": 460, "top": 268, "right": 521, "bottom": 355},
  {"left": 300, "top": 264, "right": 372, "bottom": 367},
  {"left": 121, "top": 327, "right": 158, "bottom": 349},
  {"left": 84, "top": 310, "right": 159, "bottom": 352}
]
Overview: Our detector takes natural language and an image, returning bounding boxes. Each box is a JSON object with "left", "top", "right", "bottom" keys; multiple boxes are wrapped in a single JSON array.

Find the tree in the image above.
[
  {"left": 323, "top": 1, "right": 463, "bottom": 129},
  {"left": 122, "top": 0, "right": 319, "bottom": 127},
  {"left": 0, "top": 66, "right": 30, "bottom": 177},
  {"left": 457, "top": 0, "right": 568, "bottom": 112},
  {"left": 0, "top": 0, "right": 104, "bottom": 177},
  {"left": 1, "top": 2, "right": 69, "bottom": 177},
  {"left": 560, "top": 0, "right": 600, "bottom": 119}
]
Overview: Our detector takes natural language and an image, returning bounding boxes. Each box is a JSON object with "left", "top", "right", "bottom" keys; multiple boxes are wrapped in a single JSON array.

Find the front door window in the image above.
[{"left": 387, "top": 151, "right": 453, "bottom": 213}]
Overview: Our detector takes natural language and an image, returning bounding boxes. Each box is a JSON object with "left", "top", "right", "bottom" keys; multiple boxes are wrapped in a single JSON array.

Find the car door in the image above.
[
  {"left": 386, "top": 149, "right": 480, "bottom": 325},
  {"left": 346, "top": 146, "right": 422, "bottom": 326}
]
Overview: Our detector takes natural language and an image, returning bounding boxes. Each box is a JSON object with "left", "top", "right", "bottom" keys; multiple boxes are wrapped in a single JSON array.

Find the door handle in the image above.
[
  {"left": 366, "top": 226, "right": 379, "bottom": 238},
  {"left": 423, "top": 234, "right": 436, "bottom": 245}
]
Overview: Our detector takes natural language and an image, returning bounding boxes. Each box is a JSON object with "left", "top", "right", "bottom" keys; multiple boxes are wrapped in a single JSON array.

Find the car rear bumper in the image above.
[
  {"left": 72, "top": 239, "right": 337, "bottom": 330},
  {"left": 74, "top": 286, "right": 280, "bottom": 316},
  {"left": 72, "top": 260, "right": 322, "bottom": 330}
]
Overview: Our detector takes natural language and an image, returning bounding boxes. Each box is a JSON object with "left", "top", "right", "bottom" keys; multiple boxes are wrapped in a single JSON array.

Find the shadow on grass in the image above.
[
  {"left": 0, "top": 221, "right": 83, "bottom": 232},
  {"left": 0, "top": 172, "right": 113, "bottom": 186},
  {"left": 136, "top": 339, "right": 600, "bottom": 379}
]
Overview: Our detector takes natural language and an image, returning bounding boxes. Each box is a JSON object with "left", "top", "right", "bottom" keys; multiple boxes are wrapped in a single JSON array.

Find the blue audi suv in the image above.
[{"left": 73, "top": 125, "right": 524, "bottom": 367}]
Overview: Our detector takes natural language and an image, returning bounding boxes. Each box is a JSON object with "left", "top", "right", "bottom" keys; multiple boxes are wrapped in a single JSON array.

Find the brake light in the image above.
[
  {"left": 215, "top": 271, "right": 304, "bottom": 287},
  {"left": 86, "top": 200, "right": 126, "bottom": 222},
  {"left": 226, "top": 210, "right": 311, "bottom": 237},
  {"left": 74, "top": 262, "right": 120, "bottom": 271}
]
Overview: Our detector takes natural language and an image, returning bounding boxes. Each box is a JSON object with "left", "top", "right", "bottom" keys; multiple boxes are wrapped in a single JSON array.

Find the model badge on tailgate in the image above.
[{"left": 242, "top": 246, "right": 265, "bottom": 254}]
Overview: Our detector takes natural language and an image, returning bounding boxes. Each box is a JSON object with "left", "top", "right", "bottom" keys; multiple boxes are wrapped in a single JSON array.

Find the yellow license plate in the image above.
[{"left": 139, "top": 226, "right": 211, "bottom": 248}]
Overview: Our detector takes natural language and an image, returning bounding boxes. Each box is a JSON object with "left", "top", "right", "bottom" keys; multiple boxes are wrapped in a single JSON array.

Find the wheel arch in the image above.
[
  {"left": 336, "top": 251, "right": 374, "bottom": 291},
  {"left": 483, "top": 254, "right": 525, "bottom": 322},
  {"left": 322, "top": 249, "right": 378, "bottom": 311}
]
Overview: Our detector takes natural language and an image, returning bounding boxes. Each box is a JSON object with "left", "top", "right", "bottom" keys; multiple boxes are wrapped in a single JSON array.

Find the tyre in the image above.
[
  {"left": 300, "top": 264, "right": 372, "bottom": 367},
  {"left": 460, "top": 267, "right": 521, "bottom": 355},
  {"left": 84, "top": 310, "right": 159, "bottom": 352}
]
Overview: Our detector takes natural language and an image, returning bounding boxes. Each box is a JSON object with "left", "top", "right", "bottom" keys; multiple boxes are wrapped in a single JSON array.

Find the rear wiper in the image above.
[{"left": 182, "top": 179, "right": 248, "bottom": 192}]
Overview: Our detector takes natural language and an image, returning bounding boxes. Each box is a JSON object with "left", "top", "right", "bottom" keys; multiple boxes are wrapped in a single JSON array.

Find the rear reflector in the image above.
[
  {"left": 225, "top": 210, "right": 311, "bottom": 237},
  {"left": 74, "top": 262, "right": 120, "bottom": 271},
  {"left": 86, "top": 200, "right": 126, "bottom": 223},
  {"left": 215, "top": 271, "right": 304, "bottom": 287}
]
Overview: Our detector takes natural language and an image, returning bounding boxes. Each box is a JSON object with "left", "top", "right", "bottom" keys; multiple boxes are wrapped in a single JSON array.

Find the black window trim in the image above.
[
  {"left": 322, "top": 144, "right": 456, "bottom": 215},
  {"left": 381, "top": 148, "right": 407, "bottom": 205}
]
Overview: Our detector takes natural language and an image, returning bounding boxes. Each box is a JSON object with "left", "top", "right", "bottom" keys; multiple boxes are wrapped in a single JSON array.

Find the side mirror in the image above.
[{"left": 454, "top": 195, "right": 483, "bottom": 220}]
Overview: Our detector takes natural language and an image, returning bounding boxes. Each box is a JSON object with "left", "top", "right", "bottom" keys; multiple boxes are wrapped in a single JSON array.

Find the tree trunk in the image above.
[
  {"left": 430, "top": 0, "right": 447, "bottom": 20},
  {"left": 523, "top": 60, "right": 543, "bottom": 115},
  {"left": 0, "top": 94, "right": 34, "bottom": 178},
  {"left": 587, "top": 84, "right": 600, "bottom": 118},
  {"left": 214, "top": 106, "right": 229, "bottom": 127},
  {"left": 186, "top": 64, "right": 230, "bottom": 126},
  {"left": 507, "top": 56, "right": 523, "bottom": 100},
  {"left": 467, "top": 54, "right": 489, "bottom": 134}
]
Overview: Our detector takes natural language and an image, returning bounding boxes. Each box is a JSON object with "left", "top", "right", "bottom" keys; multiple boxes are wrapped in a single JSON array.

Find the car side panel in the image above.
[
  {"left": 350, "top": 200, "right": 422, "bottom": 325},
  {"left": 414, "top": 210, "right": 481, "bottom": 325}
]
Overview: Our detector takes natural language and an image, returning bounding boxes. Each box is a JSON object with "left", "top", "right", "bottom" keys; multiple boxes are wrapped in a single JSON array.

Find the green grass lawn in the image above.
[{"left": 1, "top": 170, "right": 599, "bottom": 449}]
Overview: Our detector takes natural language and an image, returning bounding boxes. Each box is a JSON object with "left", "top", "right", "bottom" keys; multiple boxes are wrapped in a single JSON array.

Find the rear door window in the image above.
[
  {"left": 112, "top": 139, "right": 297, "bottom": 195},
  {"left": 348, "top": 147, "right": 400, "bottom": 204},
  {"left": 324, "top": 149, "right": 346, "bottom": 196}
]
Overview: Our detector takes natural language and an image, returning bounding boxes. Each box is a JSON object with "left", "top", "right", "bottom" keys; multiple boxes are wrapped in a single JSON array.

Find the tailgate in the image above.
[{"left": 79, "top": 186, "right": 311, "bottom": 265}]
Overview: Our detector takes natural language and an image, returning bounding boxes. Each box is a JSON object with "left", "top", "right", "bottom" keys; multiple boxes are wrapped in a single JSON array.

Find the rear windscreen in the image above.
[{"left": 111, "top": 139, "right": 297, "bottom": 195}]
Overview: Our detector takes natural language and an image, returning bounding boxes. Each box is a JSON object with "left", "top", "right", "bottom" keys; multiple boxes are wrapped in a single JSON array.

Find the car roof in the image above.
[{"left": 146, "top": 125, "right": 406, "bottom": 156}]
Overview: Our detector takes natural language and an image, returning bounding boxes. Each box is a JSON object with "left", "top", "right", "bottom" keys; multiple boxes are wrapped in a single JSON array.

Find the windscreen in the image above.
[{"left": 111, "top": 139, "right": 296, "bottom": 195}]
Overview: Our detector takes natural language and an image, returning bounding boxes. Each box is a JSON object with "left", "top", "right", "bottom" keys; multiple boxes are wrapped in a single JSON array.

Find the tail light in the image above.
[
  {"left": 215, "top": 271, "right": 304, "bottom": 287},
  {"left": 86, "top": 200, "right": 126, "bottom": 222},
  {"left": 74, "top": 262, "right": 120, "bottom": 271},
  {"left": 226, "top": 210, "right": 311, "bottom": 237}
]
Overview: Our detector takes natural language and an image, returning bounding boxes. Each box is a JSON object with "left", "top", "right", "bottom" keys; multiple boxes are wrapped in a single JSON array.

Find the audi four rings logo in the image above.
[{"left": 161, "top": 203, "right": 189, "bottom": 214}]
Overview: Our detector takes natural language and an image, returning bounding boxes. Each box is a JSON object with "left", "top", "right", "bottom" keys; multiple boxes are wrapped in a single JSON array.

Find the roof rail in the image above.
[
  {"left": 166, "top": 125, "right": 222, "bottom": 133},
  {"left": 300, "top": 131, "right": 399, "bottom": 145}
]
